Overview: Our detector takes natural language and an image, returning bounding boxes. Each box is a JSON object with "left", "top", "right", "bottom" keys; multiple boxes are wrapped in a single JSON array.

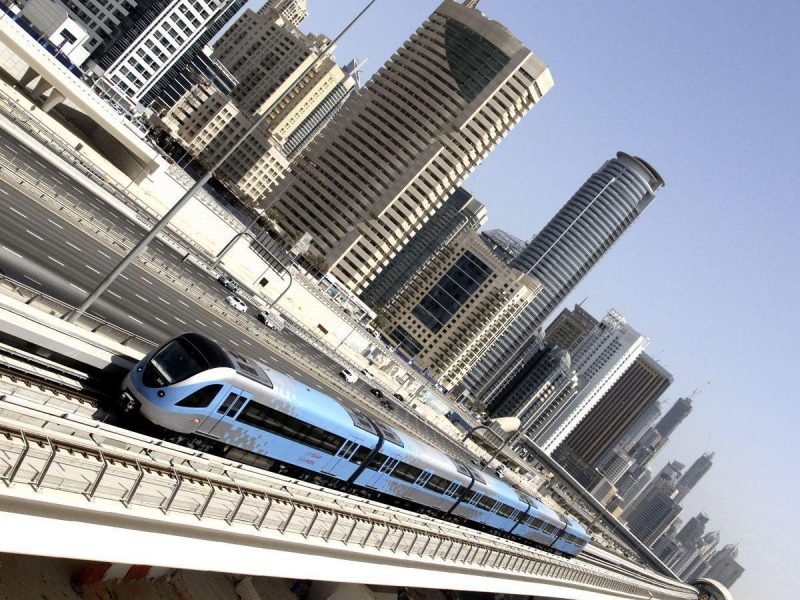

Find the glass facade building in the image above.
[{"left": 463, "top": 152, "right": 665, "bottom": 399}]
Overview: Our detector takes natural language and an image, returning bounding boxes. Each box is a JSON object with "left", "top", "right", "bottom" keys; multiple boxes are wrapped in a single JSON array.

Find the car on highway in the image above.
[
  {"left": 392, "top": 393, "right": 405, "bottom": 402},
  {"left": 360, "top": 368, "right": 375, "bottom": 380},
  {"left": 256, "top": 311, "right": 284, "bottom": 331},
  {"left": 217, "top": 274, "right": 239, "bottom": 292},
  {"left": 369, "top": 388, "right": 384, "bottom": 399},
  {"left": 225, "top": 295, "right": 247, "bottom": 313},
  {"left": 339, "top": 368, "right": 358, "bottom": 384},
  {"left": 380, "top": 399, "right": 395, "bottom": 411}
]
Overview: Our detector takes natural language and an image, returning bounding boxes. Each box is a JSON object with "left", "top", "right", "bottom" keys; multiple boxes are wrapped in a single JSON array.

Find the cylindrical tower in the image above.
[{"left": 463, "top": 152, "right": 665, "bottom": 398}]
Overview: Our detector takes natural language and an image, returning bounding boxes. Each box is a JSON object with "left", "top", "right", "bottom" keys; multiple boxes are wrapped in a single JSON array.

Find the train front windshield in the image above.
[{"left": 142, "top": 338, "right": 210, "bottom": 387}]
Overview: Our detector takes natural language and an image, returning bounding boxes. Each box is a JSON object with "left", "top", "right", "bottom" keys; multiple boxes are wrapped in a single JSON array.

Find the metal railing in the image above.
[{"left": 0, "top": 393, "right": 696, "bottom": 600}]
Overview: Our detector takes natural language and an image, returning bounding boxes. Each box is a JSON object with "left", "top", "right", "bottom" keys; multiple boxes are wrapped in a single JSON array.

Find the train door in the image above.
[
  {"left": 365, "top": 455, "right": 399, "bottom": 489},
  {"left": 321, "top": 439, "right": 362, "bottom": 474},
  {"left": 196, "top": 386, "right": 251, "bottom": 438}
]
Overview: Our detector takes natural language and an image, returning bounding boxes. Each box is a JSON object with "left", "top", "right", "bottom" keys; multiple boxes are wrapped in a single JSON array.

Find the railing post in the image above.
[
  {"left": 83, "top": 450, "right": 108, "bottom": 500},
  {"left": 122, "top": 460, "right": 144, "bottom": 507},
  {"left": 161, "top": 469, "right": 182, "bottom": 513},
  {"left": 225, "top": 486, "right": 245, "bottom": 525},
  {"left": 1, "top": 429, "right": 29, "bottom": 484},
  {"left": 278, "top": 502, "right": 296, "bottom": 533},
  {"left": 360, "top": 522, "right": 375, "bottom": 548},
  {"left": 32, "top": 437, "right": 56, "bottom": 490},
  {"left": 196, "top": 477, "right": 215, "bottom": 518},
  {"left": 323, "top": 514, "right": 339, "bottom": 542},
  {"left": 255, "top": 496, "right": 273, "bottom": 530}
]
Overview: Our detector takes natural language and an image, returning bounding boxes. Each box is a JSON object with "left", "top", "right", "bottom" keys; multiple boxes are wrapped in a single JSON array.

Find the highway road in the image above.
[{"left": 0, "top": 132, "right": 481, "bottom": 466}]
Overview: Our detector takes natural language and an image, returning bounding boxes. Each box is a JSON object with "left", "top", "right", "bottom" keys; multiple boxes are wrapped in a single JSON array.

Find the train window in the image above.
[
  {"left": 228, "top": 396, "right": 247, "bottom": 416},
  {"left": 175, "top": 384, "right": 222, "bottom": 408},
  {"left": 392, "top": 461, "right": 423, "bottom": 484},
  {"left": 529, "top": 517, "right": 545, "bottom": 529},
  {"left": 461, "top": 490, "right": 476, "bottom": 503},
  {"left": 477, "top": 496, "right": 497, "bottom": 512},
  {"left": 542, "top": 524, "right": 557, "bottom": 534},
  {"left": 144, "top": 339, "right": 209, "bottom": 386},
  {"left": 497, "top": 504, "right": 515, "bottom": 518},
  {"left": 424, "top": 475, "right": 451, "bottom": 494},
  {"left": 237, "top": 402, "right": 344, "bottom": 455},
  {"left": 349, "top": 446, "right": 372, "bottom": 465},
  {"left": 217, "top": 392, "right": 239, "bottom": 414}
]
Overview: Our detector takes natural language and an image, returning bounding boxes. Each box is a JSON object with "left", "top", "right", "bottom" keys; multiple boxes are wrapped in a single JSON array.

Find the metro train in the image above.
[{"left": 121, "top": 332, "right": 590, "bottom": 557}]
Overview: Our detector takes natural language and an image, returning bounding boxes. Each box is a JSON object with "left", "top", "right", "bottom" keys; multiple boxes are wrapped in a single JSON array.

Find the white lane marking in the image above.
[
  {"left": 33, "top": 158, "right": 49, "bottom": 169},
  {"left": 213, "top": 321, "right": 223, "bottom": 328},
  {"left": 178, "top": 299, "right": 190, "bottom": 308},
  {"left": 195, "top": 319, "right": 207, "bottom": 327},
  {"left": 97, "top": 249, "right": 112, "bottom": 259},
  {"left": 107, "top": 290, "right": 121, "bottom": 299},
  {"left": 66, "top": 241, "right": 82, "bottom": 252},
  {"left": 135, "top": 294, "right": 149, "bottom": 303},
  {"left": 119, "top": 273, "right": 129, "bottom": 280},
  {"left": 229, "top": 339, "right": 240, "bottom": 347},
  {"left": 155, "top": 316, "right": 168, "bottom": 325},
  {"left": 174, "top": 316, "right": 187, "bottom": 325},
  {"left": 139, "top": 276, "right": 153, "bottom": 285},
  {"left": 0, "top": 188, "right": 7, "bottom": 194},
  {"left": 1, "top": 245, "right": 23, "bottom": 258},
  {"left": 85, "top": 264, "right": 101, "bottom": 275},
  {"left": 23, "top": 275, "right": 42, "bottom": 285},
  {"left": 242, "top": 339, "right": 252, "bottom": 346},
  {"left": 25, "top": 229, "right": 43, "bottom": 241},
  {"left": 47, "top": 255, "right": 65, "bottom": 266},
  {"left": 291, "top": 370, "right": 302, "bottom": 377},
  {"left": 157, "top": 297, "right": 170, "bottom": 305},
  {"left": 47, "top": 218, "right": 64, "bottom": 230},
  {"left": 8, "top": 206, "right": 27, "bottom": 219},
  {"left": 70, "top": 283, "right": 86, "bottom": 293},
  {"left": 128, "top": 315, "right": 143, "bottom": 324}
]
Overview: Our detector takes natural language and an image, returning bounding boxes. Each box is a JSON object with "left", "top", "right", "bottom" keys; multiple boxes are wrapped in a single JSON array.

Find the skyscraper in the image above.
[
  {"left": 92, "top": 0, "right": 247, "bottom": 103},
  {"left": 624, "top": 461, "right": 684, "bottom": 545},
  {"left": 701, "top": 544, "right": 744, "bottom": 588},
  {"left": 463, "top": 152, "right": 665, "bottom": 398},
  {"left": 676, "top": 452, "right": 714, "bottom": 501},
  {"left": 559, "top": 352, "right": 673, "bottom": 468},
  {"left": 361, "top": 187, "right": 487, "bottom": 309},
  {"left": 272, "top": 0, "right": 554, "bottom": 293},
  {"left": 534, "top": 309, "right": 650, "bottom": 454},
  {"left": 480, "top": 229, "right": 526, "bottom": 263},
  {"left": 656, "top": 397, "right": 693, "bottom": 439}
]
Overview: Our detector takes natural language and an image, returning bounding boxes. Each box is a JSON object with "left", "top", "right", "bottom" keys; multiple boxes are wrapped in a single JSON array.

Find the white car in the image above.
[
  {"left": 339, "top": 368, "right": 359, "bottom": 384},
  {"left": 225, "top": 295, "right": 247, "bottom": 313}
]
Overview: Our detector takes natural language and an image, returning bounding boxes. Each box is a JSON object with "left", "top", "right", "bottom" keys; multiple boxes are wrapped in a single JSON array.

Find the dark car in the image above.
[
  {"left": 369, "top": 388, "right": 384, "bottom": 399},
  {"left": 217, "top": 274, "right": 239, "bottom": 292},
  {"left": 380, "top": 399, "right": 395, "bottom": 411},
  {"left": 392, "top": 393, "right": 405, "bottom": 402}
]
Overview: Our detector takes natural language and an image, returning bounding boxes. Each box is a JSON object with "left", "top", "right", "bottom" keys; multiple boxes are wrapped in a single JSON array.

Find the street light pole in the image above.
[{"left": 66, "top": 0, "right": 378, "bottom": 323}]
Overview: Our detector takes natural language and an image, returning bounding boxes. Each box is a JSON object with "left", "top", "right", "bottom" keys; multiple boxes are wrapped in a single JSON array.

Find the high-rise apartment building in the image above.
[
  {"left": 676, "top": 531, "right": 720, "bottom": 581},
  {"left": 272, "top": 0, "right": 554, "bottom": 293},
  {"left": 361, "top": 188, "right": 487, "bottom": 309},
  {"left": 383, "top": 230, "right": 541, "bottom": 389},
  {"left": 535, "top": 310, "right": 650, "bottom": 455},
  {"left": 559, "top": 352, "right": 673, "bottom": 467},
  {"left": 463, "top": 152, "right": 665, "bottom": 398},
  {"left": 92, "top": 0, "right": 246, "bottom": 103},
  {"left": 160, "top": 7, "right": 357, "bottom": 203},
  {"left": 260, "top": 0, "right": 307, "bottom": 26}
]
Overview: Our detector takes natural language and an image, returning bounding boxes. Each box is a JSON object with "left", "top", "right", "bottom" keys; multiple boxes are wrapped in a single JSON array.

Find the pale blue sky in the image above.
[{"left": 285, "top": 1, "right": 799, "bottom": 596}]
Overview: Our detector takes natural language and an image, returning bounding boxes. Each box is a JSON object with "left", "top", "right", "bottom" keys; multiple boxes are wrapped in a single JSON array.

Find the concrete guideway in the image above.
[
  {"left": 0, "top": 392, "right": 698, "bottom": 600},
  {"left": 0, "top": 16, "right": 159, "bottom": 178}
]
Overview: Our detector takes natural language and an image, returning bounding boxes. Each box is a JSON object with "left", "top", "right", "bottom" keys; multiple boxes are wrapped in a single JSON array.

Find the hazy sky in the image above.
[{"left": 266, "top": 1, "right": 798, "bottom": 595}]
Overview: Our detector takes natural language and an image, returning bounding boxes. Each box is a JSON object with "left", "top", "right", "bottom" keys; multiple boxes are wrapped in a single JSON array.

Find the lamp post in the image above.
[
  {"left": 65, "top": 0, "right": 377, "bottom": 323},
  {"left": 462, "top": 417, "right": 521, "bottom": 472}
]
